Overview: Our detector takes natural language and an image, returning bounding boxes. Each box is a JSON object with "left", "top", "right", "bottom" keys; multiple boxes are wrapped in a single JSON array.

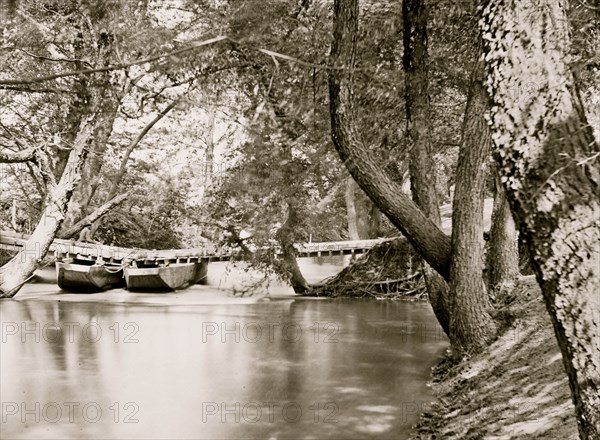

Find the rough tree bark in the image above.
[
  {"left": 488, "top": 169, "right": 519, "bottom": 288},
  {"left": 482, "top": 0, "right": 600, "bottom": 436},
  {"left": 329, "top": 0, "right": 452, "bottom": 281},
  {"left": 449, "top": 36, "right": 497, "bottom": 355},
  {"left": 402, "top": 0, "right": 450, "bottom": 335},
  {"left": 0, "top": 117, "right": 95, "bottom": 298}
]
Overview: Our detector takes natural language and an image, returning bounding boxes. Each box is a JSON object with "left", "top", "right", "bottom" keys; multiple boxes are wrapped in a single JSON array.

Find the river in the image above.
[{"left": 0, "top": 258, "right": 448, "bottom": 439}]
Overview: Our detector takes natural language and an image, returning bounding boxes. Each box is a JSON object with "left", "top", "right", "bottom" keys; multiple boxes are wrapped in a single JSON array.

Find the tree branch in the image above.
[
  {"left": 0, "top": 147, "right": 38, "bottom": 163},
  {"left": 1, "top": 36, "right": 372, "bottom": 88},
  {"left": 58, "top": 192, "right": 130, "bottom": 239},
  {"left": 17, "top": 49, "right": 93, "bottom": 67},
  {"left": 0, "top": 36, "right": 229, "bottom": 87},
  {"left": 105, "top": 101, "right": 178, "bottom": 201}
]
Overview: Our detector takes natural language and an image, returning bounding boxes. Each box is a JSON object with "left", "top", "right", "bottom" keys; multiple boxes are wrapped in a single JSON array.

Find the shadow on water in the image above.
[{"left": 1, "top": 257, "right": 448, "bottom": 439}]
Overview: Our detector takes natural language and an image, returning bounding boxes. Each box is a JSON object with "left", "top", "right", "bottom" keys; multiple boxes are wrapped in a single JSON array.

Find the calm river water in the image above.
[{"left": 1, "top": 258, "right": 448, "bottom": 439}]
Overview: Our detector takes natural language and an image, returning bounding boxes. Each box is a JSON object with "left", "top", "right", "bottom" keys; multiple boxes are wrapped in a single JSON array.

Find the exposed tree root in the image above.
[{"left": 307, "top": 237, "right": 428, "bottom": 299}]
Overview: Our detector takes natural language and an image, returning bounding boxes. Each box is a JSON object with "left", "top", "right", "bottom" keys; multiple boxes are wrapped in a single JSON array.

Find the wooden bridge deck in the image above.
[{"left": 0, "top": 230, "right": 390, "bottom": 264}]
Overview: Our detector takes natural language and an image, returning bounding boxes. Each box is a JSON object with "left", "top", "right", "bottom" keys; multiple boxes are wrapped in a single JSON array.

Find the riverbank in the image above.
[{"left": 412, "top": 275, "right": 578, "bottom": 439}]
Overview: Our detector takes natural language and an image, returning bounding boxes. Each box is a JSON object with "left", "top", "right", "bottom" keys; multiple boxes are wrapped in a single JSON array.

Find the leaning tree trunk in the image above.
[
  {"left": 275, "top": 203, "right": 310, "bottom": 294},
  {"left": 449, "top": 36, "right": 497, "bottom": 355},
  {"left": 482, "top": 0, "right": 600, "bottom": 437},
  {"left": 63, "top": 31, "right": 122, "bottom": 233},
  {"left": 64, "top": 86, "right": 120, "bottom": 228},
  {"left": 0, "top": 117, "right": 94, "bottom": 298},
  {"left": 403, "top": 0, "right": 450, "bottom": 335},
  {"left": 53, "top": 28, "right": 91, "bottom": 181},
  {"left": 488, "top": 170, "right": 519, "bottom": 289},
  {"left": 329, "top": 0, "right": 452, "bottom": 281}
]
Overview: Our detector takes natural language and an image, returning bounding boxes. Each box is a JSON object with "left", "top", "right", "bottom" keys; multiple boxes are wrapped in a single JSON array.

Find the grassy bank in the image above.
[{"left": 412, "top": 275, "right": 578, "bottom": 439}]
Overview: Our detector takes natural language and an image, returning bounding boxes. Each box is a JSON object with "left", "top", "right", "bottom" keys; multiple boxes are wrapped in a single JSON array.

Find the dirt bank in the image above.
[{"left": 412, "top": 275, "right": 578, "bottom": 439}]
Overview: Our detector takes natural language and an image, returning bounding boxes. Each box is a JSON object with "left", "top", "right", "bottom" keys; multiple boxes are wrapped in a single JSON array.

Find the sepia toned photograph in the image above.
[{"left": 0, "top": 0, "right": 598, "bottom": 439}]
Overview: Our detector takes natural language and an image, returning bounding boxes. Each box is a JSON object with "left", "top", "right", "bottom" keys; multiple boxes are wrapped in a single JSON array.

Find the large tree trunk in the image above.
[
  {"left": 488, "top": 170, "right": 519, "bottom": 289},
  {"left": 449, "top": 37, "right": 497, "bottom": 355},
  {"left": 329, "top": 0, "right": 452, "bottom": 281},
  {"left": 53, "top": 31, "right": 91, "bottom": 181},
  {"left": 482, "top": 0, "right": 600, "bottom": 437},
  {"left": 64, "top": 86, "right": 120, "bottom": 228},
  {"left": 62, "top": 23, "right": 123, "bottom": 231},
  {"left": 402, "top": 0, "right": 450, "bottom": 335},
  {"left": 0, "top": 117, "right": 95, "bottom": 298}
]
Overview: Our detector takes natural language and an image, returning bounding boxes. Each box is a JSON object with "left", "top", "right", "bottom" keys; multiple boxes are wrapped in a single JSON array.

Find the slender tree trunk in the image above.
[
  {"left": 482, "top": 0, "right": 600, "bottom": 436},
  {"left": 403, "top": 0, "right": 440, "bottom": 227},
  {"left": 449, "top": 36, "right": 497, "bottom": 355},
  {"left": 10, "top": 198, "right": 17, "bottom": 231},
  {"left": 345, "top": 177, "right": 361, "bottom": 240},
  {"left": 329, "top": 0, "right": 452, "bottom": 280},
  {"left": 81, "top": 89, "right": 121, "bottom": 204},
  {"left": 403, "top": 0, "right": 450, "bottom": 335},
  {"left": 488, "top": 170, "right": 519, "bottom": 289},
  {"left": 345, "top": 177, "right": 381, "bottom": 239},
  {"left": 204, "top": 107, "right": 216, "bottom": 189},
  {"left": 0, "top": 117, "right": 95, "bottom": 298},
  {"left": 276, "top": 203, "right": 310, "bottom": 294},
  {"left": 366, "top": 203, "right": 382, "bottom": 238}
]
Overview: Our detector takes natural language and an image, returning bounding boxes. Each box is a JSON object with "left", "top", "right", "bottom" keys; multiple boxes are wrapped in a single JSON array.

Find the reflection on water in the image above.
[{"left": 1, "top": 258, "right": 448, "bottom": 439}]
